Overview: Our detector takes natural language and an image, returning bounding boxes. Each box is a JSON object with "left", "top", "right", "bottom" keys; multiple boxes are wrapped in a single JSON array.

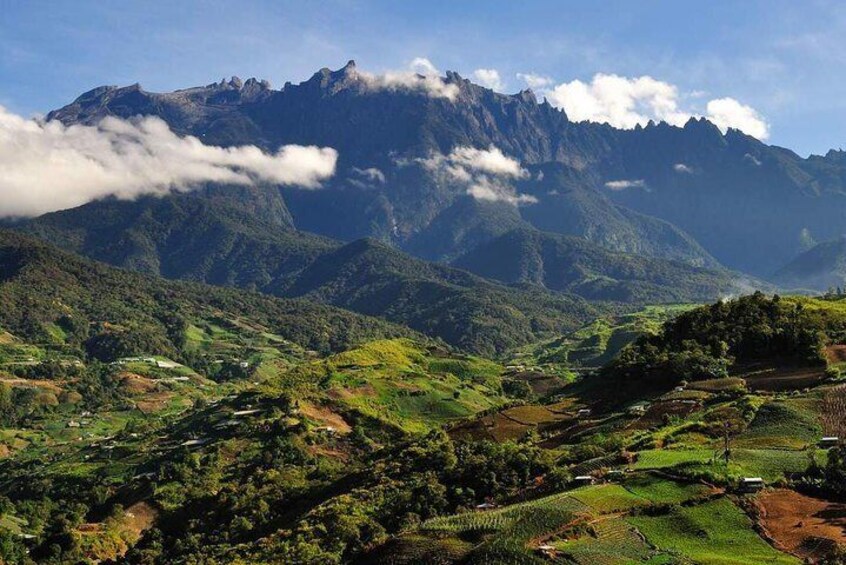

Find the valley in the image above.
[{"left": 2, "top": 238, "right": 846, "bottom": 564}]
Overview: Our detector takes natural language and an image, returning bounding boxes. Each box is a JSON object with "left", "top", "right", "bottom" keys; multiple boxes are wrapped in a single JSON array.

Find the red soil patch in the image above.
[
  {"left": 300, "top": 402, "right": 352, "bottom": 434},
  {"left": 757, "top": 489, "right": 846, "bottom": 561},
  {"left": 307, "top": 444, "right": 351, "bottom": 462},
  {"left": 0, "top": 376, "right": 63, "bottom": 393},
  {"left": 119, "top": 373, "right": 159, "bottom": 395},
  {"left": 826, "top": 345, "right": 846, "bottom": 364},
  {"left": 450, "top": 412, "right": 531, "bottom": 443},
  {"left": 135, "top": 391, "right": 176, "bottom": 414}
]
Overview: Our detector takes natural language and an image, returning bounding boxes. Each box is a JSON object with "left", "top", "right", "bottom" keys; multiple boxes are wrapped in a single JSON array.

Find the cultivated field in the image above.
[{"left": 757, "top": 489, "right": 846, "bottom": 561}]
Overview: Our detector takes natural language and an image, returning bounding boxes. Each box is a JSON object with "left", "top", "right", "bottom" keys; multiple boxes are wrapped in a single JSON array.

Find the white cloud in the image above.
[
  {"left": 355, "top": 58, "right": 459, "bottom": 101},
  {"left": 744, "top": 153, "right": 763, "bottom": 166},
  {"left": 0, "top": 108, "right": 338, "bottom": 217},
  {"left": 604, "top": 179, "right": 646, "bottom": 191},
  {"left": 473, "top": 68, "right": 504, "bottom": 91},
  {"left": 546, "top": 74, "right": 689, "bottom": 129},
  {"left": 409, "top": 145, "right": 535, "bottom": 206},
  {"left": 517, "top": 72, "right": 553, "bottom": 90},
  {"left": 447, "top": 146, "right": 526, "bottom": 178},
  {"left": 541, "top": 73, "right": 770, "bottom": 139},
  {"left": 351, "top": 167, "right": 386, "bottom": 184},
  {"left": 673, "top": 163, "right": 694, "bottom": 174},
  {"left": 705, "top": 98, "right": 770, "bottom": 140}
]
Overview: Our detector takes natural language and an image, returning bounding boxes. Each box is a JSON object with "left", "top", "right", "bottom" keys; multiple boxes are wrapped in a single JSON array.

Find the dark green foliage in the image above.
[
  {"left": 117, "top": 432, "right": 553, "bottom": 564},
  {"left": 602, "top": 292, "right": 837, "bottom": 385},
  {"left": 24, "top": 197, "right": 601, "bottom": 356},
  {"left": 0, "top": 230, "right": 415, "bottom": 359}
]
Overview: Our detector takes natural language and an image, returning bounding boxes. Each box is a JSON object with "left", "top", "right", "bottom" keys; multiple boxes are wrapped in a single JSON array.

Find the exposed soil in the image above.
[
  {"left": 119, "top": 373, "right": 159, "bottom": 395},
  {"left": 123, "top": 501, "right": 157, "bottom": 537},
  {"left": 135, "top": 391, "right": 177, "bottom": 414},
  {"left": 300, "top": 402, "right": 352, "bottom": 434},
  {"left": 0, "top": 377, "right": 63, "bottom": 393},
  {"left": 757, "top": 489, "right": 846, "bottom": 561},
  {"left": 825, "top": 345, "right": 846, "bottom": 364}
]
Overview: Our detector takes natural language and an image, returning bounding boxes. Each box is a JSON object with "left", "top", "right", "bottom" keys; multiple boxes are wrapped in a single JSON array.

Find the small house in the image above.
[
  {"left": 67, "top": 420, "right": 81, "bottom": 428},
  {"left": 475, "top": 502, "right": 498, "bottom": 511},
  {"left": 180, "top": 438, "right": 208, "bottom": 448},
  {"left": 576, "top": 408, "right": 592, "bottom": 419},
  {"left": 605, "top": 469, "right": 625, "bottom": 481},
  {"left": 739, "top": 477, "right": 765, "bottom": 493},
  {"left": 820, "top": 436, "right": 840, "bottom": 448},
  {"left": 674, "top": 386, "right": 686, "bottom": 392},
  {"left": 572, "top": 475, "right": 595, "bottom": 487},
  {"left": 536, "top": 544, "right": 557, "bottom": 557},
  {"left": 627, "top": 404, "right": 648, "bottom": 416},
  {"left": 233, "top": 409, "right": 261, "bottom": 417}
]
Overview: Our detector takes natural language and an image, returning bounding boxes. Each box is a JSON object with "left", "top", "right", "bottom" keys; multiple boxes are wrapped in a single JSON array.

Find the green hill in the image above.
[
  {"left": 773, "top": 236, "right": 846, "bottom": 291},
  {"left": 22, "top": 196, "right": 603, "bottom": 356},
  {"left": 453, "top": 227, "right": 744, "bottom": 302},
  {"left": 0, "top": 229, "right": 414, "bottom": 361}
]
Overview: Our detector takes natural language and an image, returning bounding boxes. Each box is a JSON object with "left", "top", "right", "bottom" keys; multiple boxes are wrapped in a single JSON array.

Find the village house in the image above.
[
  {"left": 572, "top": 475, "right": 595, "bottom": 487},
  {"left": 739, "top": 477, "right": 765, "bottom": 493},
  {"left": 820, "top": 436, "right": 840, "bottom": 448}
]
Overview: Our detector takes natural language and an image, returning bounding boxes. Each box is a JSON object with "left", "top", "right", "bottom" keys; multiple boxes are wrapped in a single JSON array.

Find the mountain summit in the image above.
[{"left": 42, "top": 62, "right": 846, "bottom": 278}]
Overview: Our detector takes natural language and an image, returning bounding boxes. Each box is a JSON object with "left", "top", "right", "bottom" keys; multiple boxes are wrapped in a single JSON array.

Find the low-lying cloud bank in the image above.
[
  {"left": 0, "top": 108, "right": 338, "bottom": 217},
  {"left": 518, "top": 72, "right": 770, "bottom": 140},
  {"left": 355, "top": 58, "right": 459, "bottom": 101},
  {"left": 408, "top": 145, "right": 536, "bottom": 206}
]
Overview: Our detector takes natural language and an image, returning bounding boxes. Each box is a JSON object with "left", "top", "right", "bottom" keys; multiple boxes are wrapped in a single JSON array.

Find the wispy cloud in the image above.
[
  {"left": 473, "top": 68, "right": 504, "bottom": 91},
  {"left": 604, "top": 179, "right": 645, "bottom": 191},
  {"left": 355, "top": 57, "right": 459, "bottom": 100},
  {"left": 0, "top": 108, "right": 338, "bottom": 217},
  {"left": 516, "top": 72, "right": 553, "bottom": 90},
  {"left": 409, "top": 145, "right": 536, "bottom": 206}
]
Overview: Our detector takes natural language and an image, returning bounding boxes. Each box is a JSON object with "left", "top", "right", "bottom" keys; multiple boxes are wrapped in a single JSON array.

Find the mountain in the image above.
[
  {"left": 44, "top": 63, "right": 716, "bottom": 268},
  {"left": 0, "top": 229, "right": 415, "bottom": 359},
  {"left": 453, "top": 227, "right": 744, "bottom": 302},
  {"left": 20, "top": 199, "right": 607, "bottom": 356},
  {"left": 46, "top": 62, "right": 846, "bottom": 276},
  {"left": 22, "top": 187, "right": 335, "bottom": 289},
  {"left": 772, "top": 235, "right": 846, "bottom": 290}
]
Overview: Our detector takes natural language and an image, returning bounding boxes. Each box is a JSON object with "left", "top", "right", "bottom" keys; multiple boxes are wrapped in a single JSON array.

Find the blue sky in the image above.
[{"left": 2, "top": 0, "right": 845, "bottom": 156}]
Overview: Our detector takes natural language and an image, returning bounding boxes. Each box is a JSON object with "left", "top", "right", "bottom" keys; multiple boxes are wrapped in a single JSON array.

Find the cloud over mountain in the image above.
[
  {"left": 0, "top": 108, "right": 338, "bottom": 217},
  {"left": 542, "top": 73, "right": 770, "bottom": 139},
  {"left": 355, "top": 58, "right": 459, "bottom": 100},
  {"left": 408, "top": 145, "right": 536, "bottom": 206},
  {"left": 473, "top": 68, "right": 504, "bottom": 91}
]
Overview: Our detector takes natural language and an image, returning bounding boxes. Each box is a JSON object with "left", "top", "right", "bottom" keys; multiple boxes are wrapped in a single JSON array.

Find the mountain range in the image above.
[{"left": 42, "top": 61, "right": 846, "bottom": 283}]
